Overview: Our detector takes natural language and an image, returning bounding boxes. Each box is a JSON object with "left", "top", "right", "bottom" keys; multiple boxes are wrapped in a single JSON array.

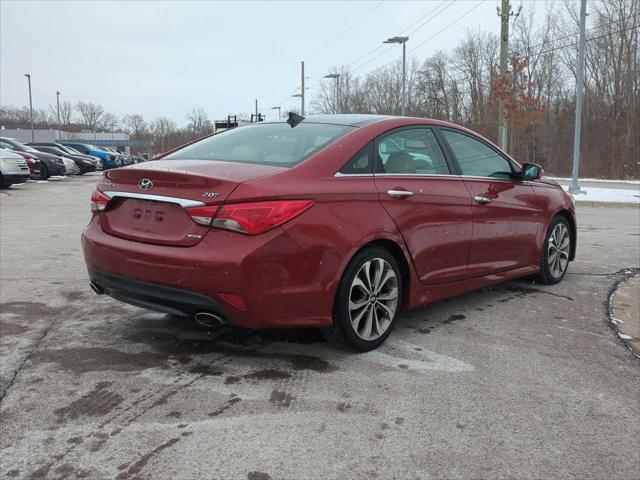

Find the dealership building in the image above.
[{"left": 0, "top": 128, "right": 141, "bottom": 153}]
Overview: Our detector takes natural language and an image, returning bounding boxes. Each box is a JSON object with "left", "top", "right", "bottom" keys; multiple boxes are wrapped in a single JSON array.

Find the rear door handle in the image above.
[
  {"left": 474, "top": 195, "right": 491, "bottom": 205},
  {"left": 387, "top": 189, "right": 414, "bottom": 198}
]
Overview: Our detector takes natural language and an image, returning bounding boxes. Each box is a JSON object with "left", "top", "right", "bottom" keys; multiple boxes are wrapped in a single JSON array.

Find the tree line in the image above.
[
  {"left": 313, "top": 0, "right": 638, "bottom": 179},
  {"left": 0, "top": 101, "right": 216, "bottom": 154}
]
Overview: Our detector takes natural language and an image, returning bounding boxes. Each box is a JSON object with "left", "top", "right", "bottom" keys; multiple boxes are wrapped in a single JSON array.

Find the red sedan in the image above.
[{"left": 83, "top": 114, "right": 576, "bottom": 351}]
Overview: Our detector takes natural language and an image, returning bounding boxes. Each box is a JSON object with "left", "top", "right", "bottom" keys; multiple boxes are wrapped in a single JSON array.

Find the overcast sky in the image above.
[{"left": 1, "top": 0, "right": 546, "bottom": 125}]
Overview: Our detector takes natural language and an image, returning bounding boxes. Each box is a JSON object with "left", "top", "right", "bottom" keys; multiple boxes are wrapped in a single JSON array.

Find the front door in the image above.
[
  {"left": 373, "top": 127, "right": 473, "bottom": 285},
  {"left": 439, "top": 128, "right": 542, "bottom": 276}
]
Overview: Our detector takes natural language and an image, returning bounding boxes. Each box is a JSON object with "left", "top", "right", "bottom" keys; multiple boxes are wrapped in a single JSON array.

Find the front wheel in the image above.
[
  {"left": 323, "top": 246, "right": 402, "bottom": 352},
  {"left": 39, "top": 163, "right": 49, "bottom": 180},
  {"left": 536, "top": 216, "right": 572, "bottom": 285}
]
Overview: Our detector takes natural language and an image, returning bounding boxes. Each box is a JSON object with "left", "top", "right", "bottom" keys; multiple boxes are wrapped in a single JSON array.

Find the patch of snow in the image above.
[
  {"left": 563, "top": 186, "right": 640, "bottom": 204},
  {"left": 618, "top": 333, "right": 634, "bottom": 340},
  {"left": 550, "top": 177, "right": 640, "bottom": 185}
]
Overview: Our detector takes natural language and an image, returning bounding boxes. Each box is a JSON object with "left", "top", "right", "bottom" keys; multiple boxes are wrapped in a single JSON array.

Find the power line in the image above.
[
  {"left": 350, "top": 0, "right": 457, "bottom": 73},
  {"left": 305, "top": 1, "right": 385, "bottom": 61}
]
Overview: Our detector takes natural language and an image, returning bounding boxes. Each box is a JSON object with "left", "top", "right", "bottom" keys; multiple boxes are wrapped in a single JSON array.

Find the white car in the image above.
[
  {"left": 61, "top": 157, "right": 80, "bottom": 175},
  {"left": 0, "top": 149, "right": 31, "bottom": 187}
]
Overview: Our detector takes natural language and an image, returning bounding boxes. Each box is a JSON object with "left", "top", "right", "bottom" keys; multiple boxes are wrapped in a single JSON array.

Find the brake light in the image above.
[
  {"left": 90, "top": 189, "right": 110, "bottom": 212},
  {"left": 205, "top": 200, "right": 314, "bottom": 235},
  {"left": 185, "top": 205, "right": 219, "bottom": 226}
]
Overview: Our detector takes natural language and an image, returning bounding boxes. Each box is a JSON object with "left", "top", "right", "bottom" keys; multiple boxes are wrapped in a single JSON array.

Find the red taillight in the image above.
[
  {"left": 90, "top": 189, "right": 110, "bottom": 212},
  {"left": 185, "top": 205, "right": 219, "bottom": 226},
  {"left": 218, "top": 293, "right": 247, "bottom": 311},
  {"left": 191, "top": 200, "right": 313, "bottom": 235}
]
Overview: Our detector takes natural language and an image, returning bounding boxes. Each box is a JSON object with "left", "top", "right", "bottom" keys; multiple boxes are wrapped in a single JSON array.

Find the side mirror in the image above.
[{"left": 521, "top": 163, "right": 544, "bottom": 181}]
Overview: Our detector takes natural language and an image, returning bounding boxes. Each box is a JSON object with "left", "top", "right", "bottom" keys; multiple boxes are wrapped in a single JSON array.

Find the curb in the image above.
[{"left": 575, "top": 200, "right": 640, "bottom": 209}]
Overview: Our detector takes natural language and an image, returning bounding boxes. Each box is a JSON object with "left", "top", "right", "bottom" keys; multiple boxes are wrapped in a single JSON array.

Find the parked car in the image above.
[
  {"left": 0, "top": 137, "right": 66, "bottom": 179},
  {"left": 24, "top": 156, "right": 41, "bottom": 178},
  {"left": 28, "top": 144, "right": 96, "bottom": 174},
  {"left": 58, "top": 142, "right": 118, "bottom": 169},
  {"left": 29, "top": 142, "right": 101, "bottom": 171},
  {"left": 61, "top": 156, "right": 80, "bottom": 175},
  {"left": 0, "top": 149, "right": 31, "bottom": 187},
  {"left": 82, "top": 114, "right": 577, "bottom": 351}
]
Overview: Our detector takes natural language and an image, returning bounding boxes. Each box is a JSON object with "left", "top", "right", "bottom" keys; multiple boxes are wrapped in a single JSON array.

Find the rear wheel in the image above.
[
  {"left": 323, "top": 246, "right": 402, "bottom": 352},
  {"left": 536, "top": 215, "right": 572, "bottom": 285}
]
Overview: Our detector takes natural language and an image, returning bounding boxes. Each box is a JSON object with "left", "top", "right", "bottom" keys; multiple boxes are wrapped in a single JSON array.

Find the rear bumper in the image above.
[
  {"left": 89, "top": 268, "right": 233, "bottom": 320},
  {"left": 81, "top": 216, "right": 336, "bottom": 329}
]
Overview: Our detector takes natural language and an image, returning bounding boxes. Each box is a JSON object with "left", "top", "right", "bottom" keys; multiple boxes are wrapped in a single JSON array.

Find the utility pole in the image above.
[
  {"left": 497, "top": 0, "right": 510, "bottom": 151},
  {"left": 300, "top": 61, "right": 305, "bottom": 115},
  {"left": 24, "top": 74, "right": 34, "bottom": 142},
  {"left": 570, "top": 0, "right": 587, "bottom": 194},
  {"left": 56, "top": 91, "right": 61, "bottom": 140},
  {"left": 255, "top": 98, "right": 258, "bottom": 117}
]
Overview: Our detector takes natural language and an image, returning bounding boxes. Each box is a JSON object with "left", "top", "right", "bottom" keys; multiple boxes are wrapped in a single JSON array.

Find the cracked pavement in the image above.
[{"left": 1, "top": 176, "right": 639, "bottom": 480}]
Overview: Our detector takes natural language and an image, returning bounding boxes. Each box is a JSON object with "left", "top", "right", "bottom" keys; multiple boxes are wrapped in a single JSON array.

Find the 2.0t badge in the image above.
[{"left": 138, "top": 179, "right": 153, "bottom": 191}]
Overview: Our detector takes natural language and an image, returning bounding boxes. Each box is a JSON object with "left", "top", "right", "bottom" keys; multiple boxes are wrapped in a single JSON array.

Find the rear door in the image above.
[
  {"left": 439, "top": 128, "right": 542, "bottom": 275},
  {"left": 373, "top": 126, "right": 473, "bottom": 285}
]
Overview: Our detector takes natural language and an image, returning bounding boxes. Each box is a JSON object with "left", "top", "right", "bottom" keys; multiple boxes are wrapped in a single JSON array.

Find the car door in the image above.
[
  {"left": 439, "top": 128, "right": 542, "bottom": 276},
  {"left": 373, "top": 126, "right": 473, "bottom": 285}
]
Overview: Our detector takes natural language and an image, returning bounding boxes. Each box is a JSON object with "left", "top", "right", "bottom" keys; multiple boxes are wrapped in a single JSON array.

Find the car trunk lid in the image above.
[{"left": 100, "top": 160, "right": 284, "bottom": 246}]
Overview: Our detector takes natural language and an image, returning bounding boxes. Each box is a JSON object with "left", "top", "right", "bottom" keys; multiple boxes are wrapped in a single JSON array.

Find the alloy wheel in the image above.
[
  {"left": 348, "top": 258, "right": 399, "bottom": 341},
  {"left": 547, "top": 223, "right": 570, "bottom": 278}
]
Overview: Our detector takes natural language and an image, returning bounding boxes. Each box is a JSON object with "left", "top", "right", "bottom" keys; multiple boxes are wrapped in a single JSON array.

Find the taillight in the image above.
[
  {"left": 186, "top": 205, "right": 219, "bottom": 226},
  {"left": 90, "top": 189, "right": 110, "bottom": 212},
  {"left": 187, "top": 200, "right": 313, "bottom": 235}
]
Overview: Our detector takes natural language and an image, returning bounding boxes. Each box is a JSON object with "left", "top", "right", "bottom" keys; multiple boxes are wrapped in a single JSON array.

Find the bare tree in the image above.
[
  {"left": 152, "top": 116, "right": 177, "bottom": 152},
  {"left": 186, "top": 108, "right": 213, "bottom": 137},
  {"left": 75, "top": 101, "right": 104, "bottom": 131},
  {"left": 123, "top": 113, "right": 148, "bottom": 138}
]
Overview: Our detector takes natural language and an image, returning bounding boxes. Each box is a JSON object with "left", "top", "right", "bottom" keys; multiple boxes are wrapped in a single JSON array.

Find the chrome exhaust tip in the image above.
[
  {"left": 194, "top": 312, "right": 226, "bottom": 329},
  {"left": 89, "top": 281, "right": 104, "bottom": 295}
]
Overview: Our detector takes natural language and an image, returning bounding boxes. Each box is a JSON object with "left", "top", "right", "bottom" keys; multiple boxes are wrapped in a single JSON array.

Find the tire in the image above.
[
  {"left": 536, "top": 215, "right": 572, "bottom": 285},
  {"left": 39, "top": 163, "right": 49, "bottom": 180},
  {"left": 323, "top": 246, "right": 403, "bottom": 352}
]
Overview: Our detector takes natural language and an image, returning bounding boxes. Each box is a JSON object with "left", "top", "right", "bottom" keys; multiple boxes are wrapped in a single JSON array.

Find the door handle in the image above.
[
  {"left": 474, "top": 195, "right": 492, "bottom": 205},
  {"left": 387, "top": 190, "right": 414, "bottom": 198}
]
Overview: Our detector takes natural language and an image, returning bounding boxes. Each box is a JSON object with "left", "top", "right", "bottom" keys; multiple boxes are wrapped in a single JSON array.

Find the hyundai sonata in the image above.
[{"left": 82, "top": 114, "right": 576, "bottom": 351}]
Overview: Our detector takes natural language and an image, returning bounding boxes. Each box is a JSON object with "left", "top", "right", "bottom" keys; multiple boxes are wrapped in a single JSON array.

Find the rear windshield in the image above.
[{"left": 165, "top": 122, "right": 355, "bottom": 167}]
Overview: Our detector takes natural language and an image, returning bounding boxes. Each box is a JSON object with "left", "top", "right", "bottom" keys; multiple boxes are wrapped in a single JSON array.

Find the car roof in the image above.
[{"left": 263, "top": 114, "right": 392, "bottom": 127}]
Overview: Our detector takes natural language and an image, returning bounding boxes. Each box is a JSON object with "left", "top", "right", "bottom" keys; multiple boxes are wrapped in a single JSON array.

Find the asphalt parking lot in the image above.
[{"left": 1, "top": 175, "right": 639, "bottom": 480}]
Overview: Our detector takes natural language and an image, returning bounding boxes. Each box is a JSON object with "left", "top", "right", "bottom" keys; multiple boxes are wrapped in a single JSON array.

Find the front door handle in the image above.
[
  {"left": 474, "top": 195, "right": 492, "bottom": 205},
  {"left": 387, "top": 189, "right": 414, "bottom": 198}
]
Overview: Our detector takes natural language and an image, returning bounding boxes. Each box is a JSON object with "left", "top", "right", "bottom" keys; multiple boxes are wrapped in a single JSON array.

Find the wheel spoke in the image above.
[
  {"left": 349, "top": 297, "right": 368, "bottom": 310},
  {"left": 361, "top": 261, "right": 373, "bottom": 292},
  {"left": 377, "top": 286, "right": 398, "bottom": 301},
  {"left": 360, "top": 306, "right": 373, "bottom": 338},
  {"left": 352, "top": 276, "right": 370, "bottom": 295},
  {"left": 371, "top": 259, "right": 384, "bottom": 293},
  {"left": 375, "top": 269, "right": 394, "bottom": 294},
  {"left": 376, "top": 300, "right": 395, "bottom": 320},
  {"left": 350, "top": 303, "right": 369, "bottom": 331}
]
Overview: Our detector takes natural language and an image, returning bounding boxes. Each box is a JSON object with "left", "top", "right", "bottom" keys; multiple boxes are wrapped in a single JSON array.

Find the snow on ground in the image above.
[
  {"left": 550, "top": 177, "right": 640, "bottom": 185},
  {"left": 564, "top": 186, "right": 640, "bottom": 204}
]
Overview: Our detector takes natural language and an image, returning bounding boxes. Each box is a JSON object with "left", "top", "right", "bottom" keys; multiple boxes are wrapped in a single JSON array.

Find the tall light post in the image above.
[
  {"left": 271, "top": 106, "right": 281, "bottom": 119},
  {"left": 569, "top": 0, "right": 587, "bottom": 194},
  {"left": 292, "top": 93, "right": 303, "bottom": 114},
  {"left": 56, "top": 91, "right": 61, "bottom": 139},
  {"left": 24, "top": 74, "right": 34, "bottom": 142},
  {"left": 383, "top": 36, "right": 409, "bottom": 116},
  {"left": 323, "top": 73, "right": 341, "bottom": 114}
]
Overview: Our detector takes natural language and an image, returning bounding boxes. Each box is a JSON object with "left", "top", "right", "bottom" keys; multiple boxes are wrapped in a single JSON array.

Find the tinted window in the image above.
[
  {"left": 339, "top": 143, "right": 372, "bottom": 174},
  {"left": 442, "top": 130, "right": 512, "bottom": 178},
  {"left": 166, "top": 123, "right": 354, "bottom": 168},
  {"left": 375, "top": 128, "right": 450, "bottom": 175}
]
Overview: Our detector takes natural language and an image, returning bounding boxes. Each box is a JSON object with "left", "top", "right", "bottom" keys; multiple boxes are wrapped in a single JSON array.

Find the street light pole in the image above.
[
  {"left": 24, "top": 74, "right": 34, "bottom": 142},
  {"left": 570, "top": 0, "right": 587, "bottom": 194},
  {"left": 383, "top": 36, "right": 409, "bottom": 116},
  {"left": 323, "top": 74, "right": 341, "bottom": 114},
  {"left": 56, "top": 91, "right": 61, "bottom": 140}
]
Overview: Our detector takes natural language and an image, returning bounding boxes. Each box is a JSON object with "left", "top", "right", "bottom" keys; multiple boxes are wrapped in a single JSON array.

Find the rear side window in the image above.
[
  {"left": 166, "top": 122, "right": 354, "bottom": 168},
  {"left": 441, "top": 129, "right": 513, "bottom": 179},
  {"left": 375, "top": 128, "right": 450, "bottom": 175},
  {"left": 339, "top": 143, "right": 373, "bottom": 174}
]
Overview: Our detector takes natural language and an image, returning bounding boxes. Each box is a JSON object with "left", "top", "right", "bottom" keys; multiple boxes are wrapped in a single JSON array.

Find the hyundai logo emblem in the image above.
[{"left": 138, "top": 179, "right": 153, "bottom": 191}]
